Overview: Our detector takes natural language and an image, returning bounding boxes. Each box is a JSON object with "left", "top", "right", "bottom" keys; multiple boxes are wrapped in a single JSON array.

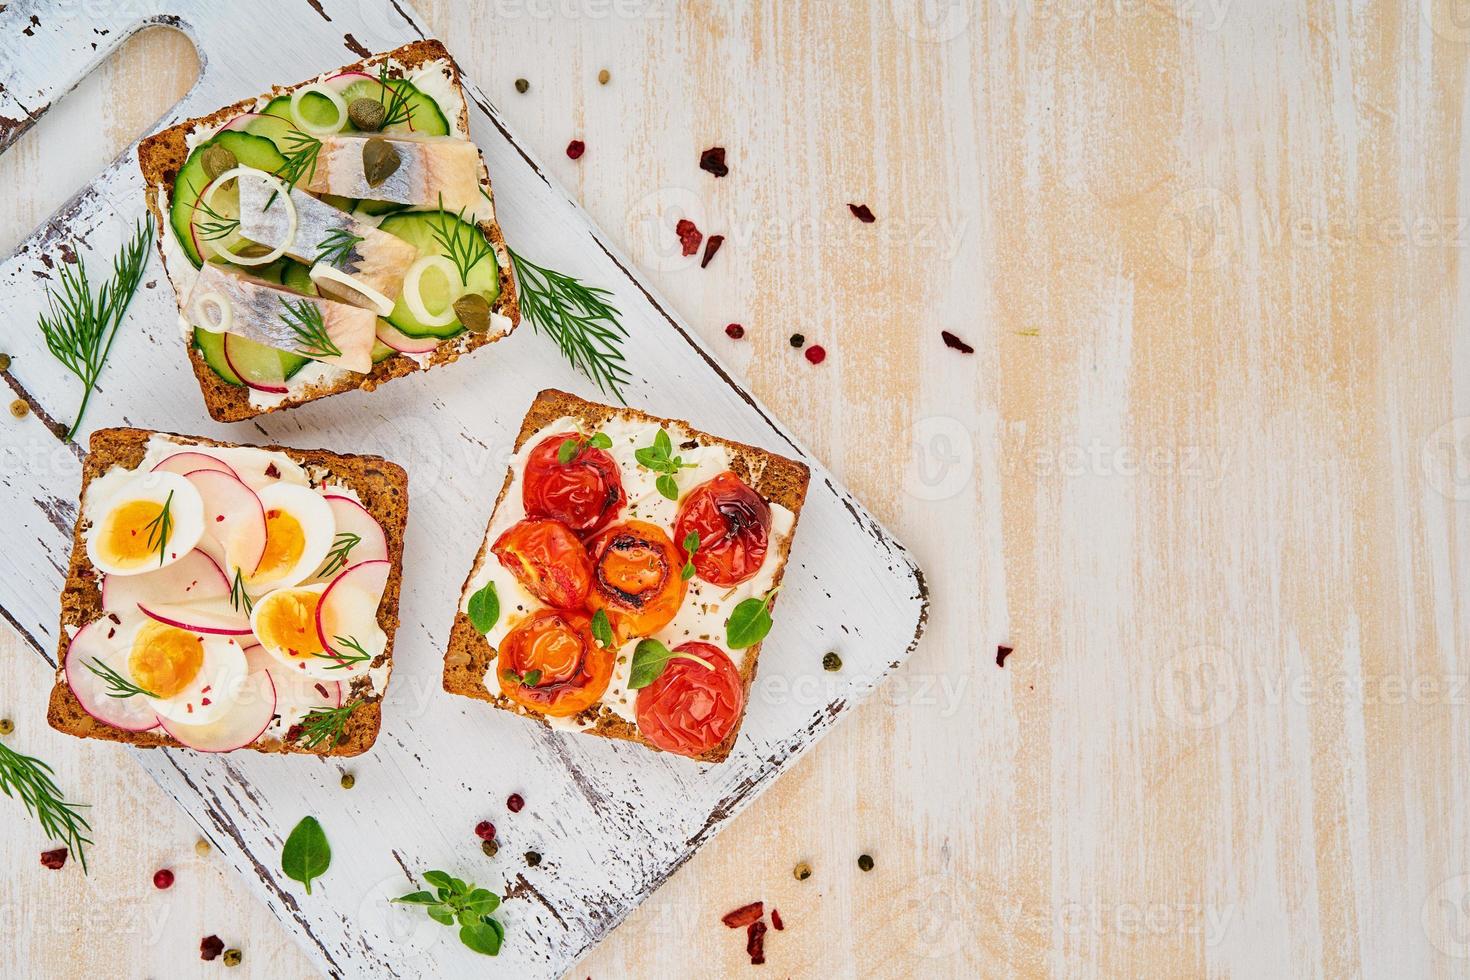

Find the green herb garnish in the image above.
[
  {"left": 590, "top": 608, "right": 614, "bottom": 649},
  {"left": 430, "top": 199, "right": 493, "bottom": 287},
  {"left": 315, "top": 635, "right": 371, "bottom": 670},
  {"left": 627, "top": 638, "right": 714, "bottom": 690},
  {"left": 297, "top": 704, "right": 354, "bottom": 750},
  {"left": 37, "top": 216, "right": 153, "bottom": 440},
  {"left": 193, "top": 195, "right": 240, "bottom": 243},
  {"left": 634, "top": 429, "right": 696, "bottom": 501},
  {"left": 84, "top": 657, "right": 159, "bottom": 700},
  {"left": 681, "top": 530, "right": 700, "bottom": 581},
  {"left": 316, "top": 531, "right": 360, "bottom": 580},
  {"left": 281, "top": 815, "right": 331, "bottom": 895},
  {"left": 467, "top": 581, "right": 499, "bottom": 634},
  {"left": 557, "top": 430, "right": 612, "bottom": 465},
  {"left": 509, "top": 247, "right": 630, "bottom": 401},
  {"left": 142, "top": 490, "right": 175, "bottom": 567},
  {"left": 313, "top": 228, "right": 363, "bottom": 269},
  {"left": 726, "top": 586, "right": 781, "bottom": 649},
  {"left": 279, "top": 297, "right": 342, "bottom": 359},
  {"left": 229, "top": 567, "right": 254, "bottom": 615},
  {"left": 375, "top": 64, "right": 416, "bottom": 129},
  {"left": 0, "top": 741, "right": 93, "bottom": 873},
  {"left": 267, "top": 129, "right": 323, "bottom": 207},
  {"left": 392, "top": 870, "right": 504, "bottom": 956},
  {"left": 501, "top": 668, "right": 542, "bottom": 688}
]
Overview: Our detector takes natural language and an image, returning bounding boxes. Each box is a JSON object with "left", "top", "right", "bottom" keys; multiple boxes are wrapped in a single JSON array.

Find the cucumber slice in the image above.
[
  {"left": 261, "top": 92, "right": 343, "bottom": 132},
  {"left": 262, "top": 78, "right": 449, "bottom": 137},
  {"left": 239, "top": 113, "right": 296, "bottom": 148},
  {"left": 378, "top": 210, "right": 500, "bottom": 339},
  {"left": 371, "top": 339, "right": 396, "bottom": 364},
  {"left": 169, "top": 131, "right": 287, "bottom": 268},
  {"left": 193, "top": 328, "right": 244, "bottom": 386},
  {"left": 358, "top": 199, "right": 409, "bottom": 217},
  {"left": 279, "top": 259, "right": 317, "bottom": 296}
]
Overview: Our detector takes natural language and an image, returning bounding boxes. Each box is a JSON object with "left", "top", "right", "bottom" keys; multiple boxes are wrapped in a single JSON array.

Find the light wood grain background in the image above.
[{"left": 2, "top": 1, "right": 1467, "bottom": 977}]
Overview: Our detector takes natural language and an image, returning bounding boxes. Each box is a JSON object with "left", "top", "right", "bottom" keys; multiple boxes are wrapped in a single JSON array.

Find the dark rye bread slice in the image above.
[
  {"left": 137, "top": 39, "right": 520, "bottom": 422},
  {"left": 443, "top": 389, "right": 810, "bottom": 763},
  {"left": 46, "top": 427, "right": 408, "bottom": 758}
]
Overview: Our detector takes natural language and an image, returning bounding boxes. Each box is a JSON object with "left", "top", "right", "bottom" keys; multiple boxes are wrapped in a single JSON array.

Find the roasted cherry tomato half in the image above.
[
  {"left": 496, "top": 609, "right": 613, "bottom": 717},
  {"left": 491, "top": 518, "right": 593, "bottom": 610},
  {"left": 585, "top": 520, "right": 687, "bottom": 641},
  {"left": 522, "top": 432, "right": 626, "bottom": 537},
  {"left": 635, "top": 641, "right": 744, "bottom": 758},
  {"left": 673, "top": 471, "right": 772, "bottom": 587}
]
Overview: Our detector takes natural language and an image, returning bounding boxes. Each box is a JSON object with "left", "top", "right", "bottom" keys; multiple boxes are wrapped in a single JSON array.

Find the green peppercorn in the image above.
[
  {"left": 597, "top": 69, "right": 610, "bottom": 85},
  {"left": 515, "top": 78, "right": 529, "bottom": 94},
  {"left": 793, "top": 861, "right": 812, "bottom": 881},
  {"left": 822, "top": 651, "right": 842, "bottom": 672},
  {"left": 525, "top": 851, "right": 542, "bottom": 867},
  {"left": 340, "top": 773, "right": 355, "bottom": 790},
  {"left": 0, "top": 353, "right": 11, "bottom": 372},
  {"left": 481, "top": 839, "right": 499, "bottom": 858},
  {"left": 348, "top": 97, "right": 386, "bottom": 132},
  {"left": 0, "top": 719, "right": 13, "bottom": 736},
  {"left": 858, "top": 853, "right": 874, "bottom": 872},
  {"left": 195, "top": 838, "right": 212, "bottom": 857},
  {"left": 223, "top": 948, "right": 242, "bottom": 967},
  {"left": 10, "top": 400, "right": 28, "bottom": 419}
]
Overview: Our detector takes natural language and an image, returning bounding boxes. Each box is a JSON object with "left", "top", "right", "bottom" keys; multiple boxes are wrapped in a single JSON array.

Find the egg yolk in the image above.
[
  {"left": 257, "top": 590, "right": 325, "bottom": 660},
  {"left": 128, "top": 621, "right": 204, "bottom": 699},
  {"left": 99, "top": 499, "right": 167, "bottom": 570},
  {"left": 251, "top": 508, "right": 306, "bottom": 583}
]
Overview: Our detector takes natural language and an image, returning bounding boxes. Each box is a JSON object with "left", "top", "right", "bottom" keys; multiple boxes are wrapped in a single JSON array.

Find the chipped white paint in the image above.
[{"left": 0, "top": 2, "right": 924, "bottom": 977}]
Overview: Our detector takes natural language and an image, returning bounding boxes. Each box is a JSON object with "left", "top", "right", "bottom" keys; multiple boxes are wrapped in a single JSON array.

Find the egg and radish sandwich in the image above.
[
  {"left": 444, "top": 390, "right": 810, "bottom": 763},
  {"left": 137, "top": 39, "right": 519, "bottom": 421},
  {"left": 48, "top": 429, "right": 407, "bottom": 756}
]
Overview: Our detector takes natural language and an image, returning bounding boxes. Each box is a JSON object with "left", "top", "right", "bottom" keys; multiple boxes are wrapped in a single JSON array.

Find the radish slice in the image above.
[
  {"left": 322, "top": 496, "right": 389, "bottom": 567},
  {"left": 219, "top": 112, "right": 269, "bottom": 132},
  {"left": 223, "top": 332, "right": 290, "bottom": 394},
  {"left": 315, "top": 560, "right": 390, "bottom": 675},
  {"left": 290, "top": 83, "right": 349, "bottom": 135},
  {"left": 244, "top": 644, "right": 343, "bottom": 710},
  {"left": 185, "top": 469, "right": 267, "bottom": 577},
  {"left": 321, "top": 71, "right": 375, "bottom": 90},
  {"left": 375, "top": 318, "right": 441, "bottom": 354},
  {"left": 139, "top": 598, "right": 252, "bottom": 636},
  {"left": 64, "top": 620, "right": 160, "bottom": 732},
  {"left": 152, "top": 452, "right": 239, "bottom": 480},
  {"left": 157, "top": 670, "right": 276, "bottom": 752},
  {"left": 401, "top": 255, "right": 460, "bottom": 327},
  {"left": 102, "top": 548, "right": 229, "bottom": 615}
]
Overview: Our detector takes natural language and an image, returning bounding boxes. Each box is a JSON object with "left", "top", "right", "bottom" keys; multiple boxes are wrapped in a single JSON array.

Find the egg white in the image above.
[
  {"left": 146, "top": 632, "right": 250, "bottom": 727},
  {"left": 248, "top": 483, "right": 335, "bottom": 591},
  {"left": 86, "top": 471, "right": 205, "bottom": 576}
]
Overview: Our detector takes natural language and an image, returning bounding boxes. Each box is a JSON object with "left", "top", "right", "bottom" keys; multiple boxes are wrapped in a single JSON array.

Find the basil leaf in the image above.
[
  {"left": 557, "top": 438, "right": 579, "bottom": 464},
  {"left": 391, "top": 891, "right": 439, "bottom": 905},
  {"left": 634, "top": 446, "right": 664, "bottom": 470},
  {"left": 281, "top": 816, "right": 331, "bottom": 895},
  {"left": 522, "top": 669, "right": 542, "bottom": 687},
  {"left": 590, "top": 609, "right": 614, "bottom": 648},
  {"left": 726, "top": 590, "right": 779, "bottom": 648},
  {"left": 683, "top": 530, "right": 700, "bottom": 553},
  {"left": 423, "top": 870, "right": 453, "bottom": 890},
  {"left": 654, "top": 428, "right": 672, "bottom": 456},
  {"left": 429, "top": 906, "right": 455, "bottom": 926},
  {"left": 460, "top": 918, "right": 503, "bottom": 956},
  {"left": 656, "top": 474, "right": 679, "bottom": 501},
  {"left": 588, "top": 432, "right": 612, "bottom": 450},
  {"left": 467, "top": 582, "right": 499, "bottom": 634},
  {"left": 681, "top": 561, "right": 696, "bottom": 581},
  {"left": 628, "top": 638, "right": 673, "bottom": 689}
]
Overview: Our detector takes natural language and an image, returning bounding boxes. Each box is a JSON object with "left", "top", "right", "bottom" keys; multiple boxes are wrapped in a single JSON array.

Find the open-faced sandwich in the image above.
[
  {"left": 444, "top": 390, "right": 810, "bottom": 762},
  {"left": 46, "top": 428, "right": 407, "bottom": 756},
  {"left": 138, "top": 39, "right": 519, "bottom": 421}
]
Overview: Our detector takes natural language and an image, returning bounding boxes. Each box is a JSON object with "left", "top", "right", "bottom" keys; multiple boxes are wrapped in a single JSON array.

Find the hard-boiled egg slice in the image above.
[
  {"left": 246, "top": 484, "right": 335, "bottom": 591},
  {"left": 127, "top": 619, "right": 248, "bottom": 726},
  {"left": 251, "top": 584, "right": 344, "bottom": 680},
  {"left": 86, "top": 471, "right": 205, "bottom": 576}
]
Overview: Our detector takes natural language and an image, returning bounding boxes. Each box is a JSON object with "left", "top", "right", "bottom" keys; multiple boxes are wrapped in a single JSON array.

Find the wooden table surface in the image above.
[{"left": 2, "top": 2, "right": 1466, "bottom": 977}]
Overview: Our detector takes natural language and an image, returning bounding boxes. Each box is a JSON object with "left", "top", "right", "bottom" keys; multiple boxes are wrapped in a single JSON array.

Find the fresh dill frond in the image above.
[
  {"left": 268, "top": 130, "right": 323, "bottom": 207},
  {"left": 0, "top": 741, "right": 92, "bottom": 872},
  {"left": 141, "top": 490, "right": 174, "bottom": 566},
  {"left": 509, "top": 247, "right": 630, "bottom": 402},
  {"left": 297, "top": 704, "right": 355, "bottom": 750},
  {"left": 430, "top": 198, "right": 492, "bottom": 286},
  {"left": 279, "top": 298, "right": 342, "bottom": 359},
  {"left": 376, "top": 64, "right": 416, "bottom": 129},
  {"left": 193, "top": 196, "right": 240, "bottom": 242},
  {"left": 229, "top": 567, "right": 254, "bottom": 615},
  {"left": 315, "top": 531, "right": 360, "bottom": 580},
  {"left": 84, "top": 657, "right": 159, "bottom": 700},
  {"left": 314, "top": 229, "right": 363, "bottom": 269},
  {"left": 314, "top": 635, "right": 372, "bottom": 670}
]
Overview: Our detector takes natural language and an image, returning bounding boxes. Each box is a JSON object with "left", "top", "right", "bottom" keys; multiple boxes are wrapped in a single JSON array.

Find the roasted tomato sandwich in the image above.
[
  {"left": 445, "top": 390, "right": 810, "bottom": 763},
  {"left": 137, "top": 40, "right": 519, "bottom": 421},
  {"left": 47, "top": 429, "right": 407, "bottom": 756}
]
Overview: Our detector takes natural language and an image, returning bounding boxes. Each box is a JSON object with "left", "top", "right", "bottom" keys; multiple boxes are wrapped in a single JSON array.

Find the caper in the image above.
[
  {"left": 0, "top": 719, "right": 13, "bottom": 736},
  {"left": 223, "top": 948, "right": 243, "bottom": 967},
  {"left": 453, "top": 293, "right": 491, "bottom": 332},
  {"left": 201, "top": 144, "right": 237, "bottom": 182},
  {"left": 340, "top": 773, "right": 356, "bottom": 790},
  {"left": 822, "top": 651, "right": 842, "bottom": 672},
  {"left": 793, "top": 861, "right": 812, "bottom": 881},
  {"left": 9, "top": 399, "right": 28, "bottom": 419},
  {"left": 348, "top": 97, "right": 386, "bottom": 132},
  {"left": 362, "top": 137, "right": 401, "bottom": 188}
]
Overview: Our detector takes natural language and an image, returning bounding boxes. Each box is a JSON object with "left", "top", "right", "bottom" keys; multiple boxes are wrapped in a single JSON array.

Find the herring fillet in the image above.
[
  {"left": 183, "top": 263, "right": 377, "bottom": 374},
  {"left": 235, "top": 181, "right": 419, "bottom": 304},
  {"left": 302, "top": 134, "right": 484, "bottom": 215}
]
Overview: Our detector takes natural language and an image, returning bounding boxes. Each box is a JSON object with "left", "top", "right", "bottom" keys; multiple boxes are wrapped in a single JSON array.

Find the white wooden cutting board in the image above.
[{"left": 0, "top": 1, "right": 927, "bottom": 976}]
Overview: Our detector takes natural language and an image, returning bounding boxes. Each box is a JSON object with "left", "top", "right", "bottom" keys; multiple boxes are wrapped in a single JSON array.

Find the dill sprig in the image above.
[
  {"left": 280, "top": 298, "right": 342, "bottom": 359},
  {"left": 84, "top": 657, "right": 159, "bottom": 699},
  {"left": 314, "top": 635, "right": 372, "bottom": 670},
  {"left": 0, "top": 741, "right": 92, "bottom": 872},
  {"left": 316, "top": 531, "right": 360, "bottom": 580},
  {"left": 229, "top": 567, "right": 254, "bottom": 615},
  {"left": 37, "top": 216, "right": 154, "bottom": 440},
  {"left": 509, "top": 247, "right": 630, "bottom": 401},
  {"left": 193, "top": 195, "right": 240, "bottom": 243},
  {"left": 141, "top": 490, "right": 174, "bottom": 566},
  {"left": 430, "top": 199, "right": 491, "bottom": 286},
  {"left": 297, "top": 704, "right": 355, "bottom": 750},
  {"left": 314, "top": 229, "right": 364, "bottom": 269},
  {"left": 376, "top": 64, "right": 416, "bottom": 129},
  {"left": 267, "top": 130, "right": 323, "bottom": 207}
]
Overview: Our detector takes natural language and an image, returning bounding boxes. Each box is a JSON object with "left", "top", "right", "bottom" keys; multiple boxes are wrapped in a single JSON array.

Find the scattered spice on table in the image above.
[
  {"left": 700, "top": 146, "right": 729, "bottom": 177},
  {"left": 858, "top": 853, "right": 874, "bottom": 872},
  {"left": 0, "top": 718, "right": 12, "bottom": 735},
  {"left": 40, "top": 847, "right": 67, "bottom": 870},
  {"left": 942, "top": 330, "right": 975, "bottom": 354},
  {"left": 771, "top": 908, "right": 785, "bottom": 931},
  {"left": 724, "top": 323, "right": 745, "bottom": 340},
  {"left": 721, "top": 901, "right": 764, "bottom": 928},
  {"left": 340, "top": 772, "right": 355, "bottom": 790},
  {"left": 223, "top": 949, "right": 243, "bottom": 968},
  {"left": 0, "top": 353, "right": 10, "bottom": 371},
  {"left": 996, "top": 644, "right": 1014, "bottom": 668},
  {"left": 848, "top": 203, "right": 876, "bottom": 223},
  {"left": 10, "top": 399, "right": 28, "bottom": 419},
  {"left": 507, "top": 792, "right": 525, "bottom": 813},
  {"left": 153, "top": 868, "right": 175, "bottom": 890},
  {"left": 195, "top": 838, "right": 212, "bottom": 857},
  {"left": 804, "top": 345, "right": 827, "bottom": 365},
  {"left": 525, "top": 851, "right": 542, "bottom": 867},
  {"left": 481, "top": 839, "right": 499, "bottom": 858},
  {"left": 746, "top": 920, "right": 768, "bottom": 965},
  {"left": 793, "top": 861, "right": 812, "bottom": 881},
  {"left": 700, "top": 234, "right": 724, "bottom": 268},
  {"left": 566, "top": 139, "right": 585, "bottom": 160},
  {"left": 822, "top": 651, "right": 842, "bottom": 672},
  {"left": 515, "top": 78, "right": 529, "bottom": 94},
  {"left": 598, "top": 68, "right": 610, "bottom": 85},
  {"left": 676, "top": 218, "right": 702, "bottom": 256},
  {"left": 789, "top": 333, "right": 805, "bottom": 349},
  {"left": 200, "top": 935, "right": 224, "bottom": 961},
  {"left": 475, "top": 820, "right": 496, "bottom": 842}
]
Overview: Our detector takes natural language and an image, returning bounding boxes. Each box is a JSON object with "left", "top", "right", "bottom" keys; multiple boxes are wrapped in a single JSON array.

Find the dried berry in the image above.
[
  {"left": 453, "top": 293, "right": 491, "bottom": 333},
  {"left": 848, "top": 203, "right": 876, "bottom": 223},
  {"left": 721, "top": 901, "right": 764, "bottom": 928},
  {"left": 724, "top": 323, "right": 745, "bottom": 340},
  {"left": 340, "top": 773, "right": 356, "bottom": 790},
  {"left": 996, "top": 645, "right": 1014, "bottom": 668},
  {"left": 223, "top": 949, "right": 242, "bottom": 968},
  {"left": 515, "top": 78, "right": 529, "bottom": 94},
  {"left": 0, "top": 718, "right": 12, "bottom": 735},
  {"left": 858, "top": 853, "right": 874, "bottom": 872},
  {"left": 201, "top": 145, "right": 237, "bottom": 182},
  {"left": 362, "top": 138, "right": 401, "bottom": 187},
  {"left": 0, "top": 353, "right": 11, "bottom": 372},
  {"left": 941, "top": 330, "right": 975, "bottom": 354},
  {"left": 676, "top": 219, "right": 702, "bottom": 256},
  {"left": 348, "top": 97, "right": 386, "bottom": 132},
  {"left": 746, "top": 920, "right": 768, "bottom": 965},
  {"left": 789, "top": 333, "right": 805, "bottom": 349},
  {"left": 40, "top": 848, "right": 67, "bottom": 870},
  {"left": 598, "top": 68, "right": 611, "bottom": 85},
  {"left": 10, "top": 399, "right": 29, "bottom": 418},
  {"left": 566, "top": 139, "right": 585, "bottom": 160},
  {"left": 506, "top": 793, "right": 525, "bottom": 813},
  {"left": 822, "top": 651, "right": 842, "bottom": 672},
  {"left": 771, "top": 908, "right": 785, "bottom": 931},
  {"left": 153, "top": 868, "right": 175, "bottom": 890},
  {"left": 805, "top": 345, "right": 827, "bottom": 365},
  {"left": 793, "top": 861, "right": 812, "bottom": 881},
  {"left": 475, "top": 820, "right": 496, "bottom": 842},
  {"left": 699, "top": 146, "right": 729, "bottom": 177},
  {"left": 200, "top": 935, "right": 224, "bottom": 961},
  {"left": 195, "top": 838, "right": 212, "bottom": 857},
  {"left": 481, "top": 839, "right": 499, "bottom": 858},
  {"left": 700, "top": 234, "right": 724, "bottom": 269},
  {"left": 525, "top": 851, "right": 542, "bottom": 867}
]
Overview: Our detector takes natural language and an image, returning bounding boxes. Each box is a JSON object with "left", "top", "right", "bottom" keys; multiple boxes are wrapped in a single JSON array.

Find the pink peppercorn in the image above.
[
  {"left": 154, "top": 868, "right": 175, "bottom": 890},
  {"left": 724, "top": 323, "right": 745, "bottom": 340},
  {"left": 507, "top": 793, "right": 525, "bottom": 813},
  {"left": 475, "top": 821, "right": 497, "bottom": 842},
  {"left": 805, "top": 345, "right": 827, "bottom": 364},
  {"left": 566, "top": 140, "right": 585, "bottom": 160}
]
